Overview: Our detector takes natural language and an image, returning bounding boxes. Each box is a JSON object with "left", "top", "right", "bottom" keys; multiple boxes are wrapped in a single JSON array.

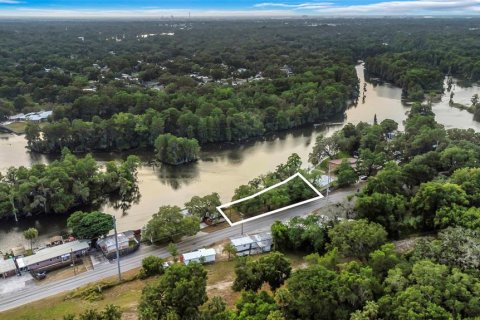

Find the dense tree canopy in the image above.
[
  {"left": 143, "top": 205, "right": 200, "bottom": 243},
  {"left": 154, "top": 133, "right": 200, "bottom": 165},
  {"left": 233, "top": 252, "right": 292, "bottom": 292},
  {"left": 328, "top": 219, "right": 388, "bottom": 261},
  {"left": 67, "top": 211, "right": 113, "bottom": 240},
  {"left": 138, "top": 262, "right": 208, "bottom": 320},
  {"left": 0, "top": 150, "right": 139, "bottom": 220},
  {"left": 184, "top": 192, "right": 222, "bottom": 222},
  {"left": 8, "top": 18, "right": 480, "bottom": 320}
]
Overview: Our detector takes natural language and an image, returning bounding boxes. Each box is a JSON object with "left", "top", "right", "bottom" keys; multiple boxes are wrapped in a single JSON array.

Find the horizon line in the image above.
[{"left": 0, "top": 14, "right": 478, "bottom": 19}]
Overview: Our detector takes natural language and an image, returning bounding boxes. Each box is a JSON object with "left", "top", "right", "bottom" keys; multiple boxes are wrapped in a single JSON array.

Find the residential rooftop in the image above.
[
  {"left": 0, "top": 258, "right": 16, "bottom": 274},
  {"left": 19, "top": 240, "right": 89, "bottom": 267},
  {"left": 182, "top": 248, "right": 216, "bottom": 261}
]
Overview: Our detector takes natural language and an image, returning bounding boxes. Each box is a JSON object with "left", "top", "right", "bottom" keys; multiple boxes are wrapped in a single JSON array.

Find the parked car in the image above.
[{"left": 34, "top": 271, "right": 47, "bottom": 280}]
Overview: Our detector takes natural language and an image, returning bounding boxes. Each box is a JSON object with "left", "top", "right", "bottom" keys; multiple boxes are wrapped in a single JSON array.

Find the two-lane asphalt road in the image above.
[{"left": 0, "top": 188, "right": 354, "bottom": 312}]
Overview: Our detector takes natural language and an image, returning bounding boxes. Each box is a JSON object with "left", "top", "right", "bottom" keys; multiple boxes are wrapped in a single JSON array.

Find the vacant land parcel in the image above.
[{"left": 218, "top": 173, "right": 323, "bottom": 225}]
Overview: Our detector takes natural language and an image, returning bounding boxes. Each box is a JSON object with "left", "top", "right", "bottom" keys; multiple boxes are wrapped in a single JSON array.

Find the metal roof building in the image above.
[
  {"left": 97, "top": 233, "right": 129, "bottom": 255},
  {"left": 17, "top": 240, "right": 89, "bottom": 271},
  {"left": 181, "top": 248, "right": 216, "bottom": 265},
  {"left": 230, "top": 232, "right": 272, "bottom": 256},
  {"left": 0, "top": 259, "right": 17, "bottom": 278}
]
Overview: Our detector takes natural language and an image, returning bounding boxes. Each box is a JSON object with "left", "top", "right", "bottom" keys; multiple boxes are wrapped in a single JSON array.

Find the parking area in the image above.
[{"left": 0, "top": 273, "right": 34, "bottom": 295}]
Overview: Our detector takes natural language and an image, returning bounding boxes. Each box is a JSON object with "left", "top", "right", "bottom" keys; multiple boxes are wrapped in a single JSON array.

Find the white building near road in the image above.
[
  {"left": 230, "top": 232, "right": 272, "bottom": 256},
  {"left": 181, "top": 248, "right": 216, "bottom": 265}
]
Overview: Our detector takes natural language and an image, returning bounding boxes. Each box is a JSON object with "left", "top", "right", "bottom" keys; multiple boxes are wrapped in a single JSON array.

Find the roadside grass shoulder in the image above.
[{"left": 0, "top": 252, "right": 306, "bottom": 319}]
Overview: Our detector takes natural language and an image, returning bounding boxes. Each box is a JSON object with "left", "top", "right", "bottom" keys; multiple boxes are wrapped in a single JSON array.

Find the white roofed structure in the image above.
[
  {"left": 0, "top": 259, "right": 16, "bottom": 278},
  {"left": 181, "top": 248, "right": 216, "bottom": 265},
  {"left": 230, "top": 232, "right": 272, "bottom": 256},
  {"left": 17, "top": 240, "right": 89, "bottom": 271}
]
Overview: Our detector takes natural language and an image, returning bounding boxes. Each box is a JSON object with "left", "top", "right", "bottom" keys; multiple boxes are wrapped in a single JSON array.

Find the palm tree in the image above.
[
  {"left": 23, "top": 227, "right": 39, "bottom": 251},
  {"left": 222, "top": 243, "right": 237, "bottom": 261}
]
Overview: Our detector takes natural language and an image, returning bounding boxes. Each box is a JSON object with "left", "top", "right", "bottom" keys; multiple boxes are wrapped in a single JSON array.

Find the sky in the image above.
[{"left": 0, "top": 0, "right": 480, "bottom": 17}]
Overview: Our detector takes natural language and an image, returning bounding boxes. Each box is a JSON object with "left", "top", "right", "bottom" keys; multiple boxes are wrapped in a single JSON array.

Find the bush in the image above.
[
  {"left": 328, "top": 219, "right": 387, "bottom": 261},
  {"left": 139, "top": 256, "right": 165, "bottom": 279}
]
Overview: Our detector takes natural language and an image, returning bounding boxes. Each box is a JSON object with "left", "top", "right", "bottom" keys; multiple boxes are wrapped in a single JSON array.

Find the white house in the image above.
[
  {"left": 96, "top": 232, "right": 139, "bottom": 259},
  {"left": 181, "top": 248, "right": 216, "bottom": 265},
  {"left": 8, "top": 113, "right": 26, "bottom": 122},
  {"left": 230, "top": 232, "right": 273, "bottom": 256},
  {"left": 22, "top": 110, "right": 53, "bottom": 123},
  {"left": 230, "top": 236, "right": 254, "bottom": 255}
]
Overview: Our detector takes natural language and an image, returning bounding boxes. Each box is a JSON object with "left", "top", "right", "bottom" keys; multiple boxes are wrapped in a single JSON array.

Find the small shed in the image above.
[
  {"left": 49, "top": 236, "right": 63, "bottom": 246},
  {"left": 11, "top": 245, "right": 26, "bottom": 257},
  {"left": 0, "top": 258, "right": 17, "bottom": 278},
  {"left": 181, "top": 248, "right": 216, "bottom": 265},
  {"left": 96, "top": 232, "right": 139, "bottom": 259}
]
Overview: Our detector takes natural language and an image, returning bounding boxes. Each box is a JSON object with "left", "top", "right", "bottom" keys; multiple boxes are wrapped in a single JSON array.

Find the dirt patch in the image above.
[
  {"left": 210, "top": 240, "right": 232, "bottom": 262},
  {"left": 312, "top": 198, "right": 355, "bottom": 219},
  {"left": 207, "top": 279, "right": 233, "bottom": 291},
  {"left": 207, "top": 279, "right": 240, "bottom": 307},
  {"left": 202, "top": 222, "right": 229, "bottom": 233},
  {"left": 122, "top": 312, "right": 138, "bottom": 320}
]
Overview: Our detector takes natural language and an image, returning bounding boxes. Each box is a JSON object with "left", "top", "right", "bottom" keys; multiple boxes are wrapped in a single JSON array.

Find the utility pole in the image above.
[
  {"left": 240, "top": 212, "right": 244, "bottom": 235},
  {"left": 113, "top": 216, "right": 122, "bottom": 282},
  {"left": 71, "top": 248, "right": 76, "bottom": 275},
  {"left": 326, "top": 161, "right": 331, "bottom": 202}
]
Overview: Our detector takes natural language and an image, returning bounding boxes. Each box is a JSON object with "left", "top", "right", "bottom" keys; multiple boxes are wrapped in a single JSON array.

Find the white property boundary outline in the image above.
[{"left": 216, "top": 172, "right": 324, "bottom": 227}]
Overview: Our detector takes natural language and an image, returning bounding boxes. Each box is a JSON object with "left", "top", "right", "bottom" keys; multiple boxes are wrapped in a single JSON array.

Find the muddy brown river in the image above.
[{"left": 1, "top": 64, "right": 479, "bottom": 251}]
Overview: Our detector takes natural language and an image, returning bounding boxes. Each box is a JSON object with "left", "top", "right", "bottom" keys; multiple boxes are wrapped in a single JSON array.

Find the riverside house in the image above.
[{"left": 15, "top": 240, "right": 90, "bottom": 272}]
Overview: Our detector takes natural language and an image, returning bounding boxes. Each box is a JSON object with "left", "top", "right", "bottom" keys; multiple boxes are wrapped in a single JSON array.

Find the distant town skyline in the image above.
[{"left": 0, "top": 0, "right": 480, "bottom": 17}]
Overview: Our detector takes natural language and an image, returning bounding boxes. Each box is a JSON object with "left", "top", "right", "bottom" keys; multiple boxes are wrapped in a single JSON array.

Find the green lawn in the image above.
[{"left": 4, "top": 122, "right": 28, "bottom": 134}]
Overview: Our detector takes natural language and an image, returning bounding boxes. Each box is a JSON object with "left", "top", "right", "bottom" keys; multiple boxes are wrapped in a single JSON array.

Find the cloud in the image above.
[
  {"left": 0, "top": 0, "right": 22, "bottom": 4},
  {"left": 0, "top": 8, "right": 302, "bottom": 18},
  {"left": 254, "top": 2, "right": 333, "bottom": 9},
  {"left": 255, "top": 0, "right": 480, "bottom": 14},
  {"left": 0, "top": 0, "right": 479, "bottom": 16}
]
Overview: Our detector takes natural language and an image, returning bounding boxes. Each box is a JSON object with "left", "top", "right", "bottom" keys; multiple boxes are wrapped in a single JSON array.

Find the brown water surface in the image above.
[{"left": 1, "top": 64, "right": 479, "bottom": 251}]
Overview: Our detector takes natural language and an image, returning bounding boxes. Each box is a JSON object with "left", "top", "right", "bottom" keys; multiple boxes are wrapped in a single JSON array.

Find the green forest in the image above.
[
  {"left": 119, "top": 101, "right": 480, "bottom": 320},
  {"left": 225, "top": 155, "right": 317, "bottom": 219},
  {"left": 0, "top": 149, "right": 139, "bottom": 220},
  {"left": 2, "top": 17, "right": 480, "bottom": 320},
  {"left": 1, "top": 18, "right": 478, "bottom": 163},
  {"left": 226, "top": 175, "right": 317, "bottom": 220}
]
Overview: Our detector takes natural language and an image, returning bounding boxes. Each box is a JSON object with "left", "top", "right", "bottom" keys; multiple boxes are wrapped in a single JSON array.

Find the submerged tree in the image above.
[{"left": 154, "top": 133, "right": 200, "bottom": 165}]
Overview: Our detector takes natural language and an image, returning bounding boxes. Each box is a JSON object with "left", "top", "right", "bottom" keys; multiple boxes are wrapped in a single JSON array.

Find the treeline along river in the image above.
[{"left": 1, "top": 64, "right": 479, "bottom": 251}]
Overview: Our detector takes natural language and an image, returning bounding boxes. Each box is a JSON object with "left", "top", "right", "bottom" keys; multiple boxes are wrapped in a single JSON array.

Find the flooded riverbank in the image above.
[{"left": 1, "top": 64, "right": 479, "bottom": 251}]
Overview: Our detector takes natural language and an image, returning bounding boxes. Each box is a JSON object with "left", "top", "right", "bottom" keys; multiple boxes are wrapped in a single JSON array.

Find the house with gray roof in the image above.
[
  {"left": 0, "top": 258, "right": 17, "bottom": 278},
  {"left": 16, "top": 240, "right": 90, "bottom": 272},
  {"left": 230, "top": 232, "right": 272, "bottom": 256}
]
